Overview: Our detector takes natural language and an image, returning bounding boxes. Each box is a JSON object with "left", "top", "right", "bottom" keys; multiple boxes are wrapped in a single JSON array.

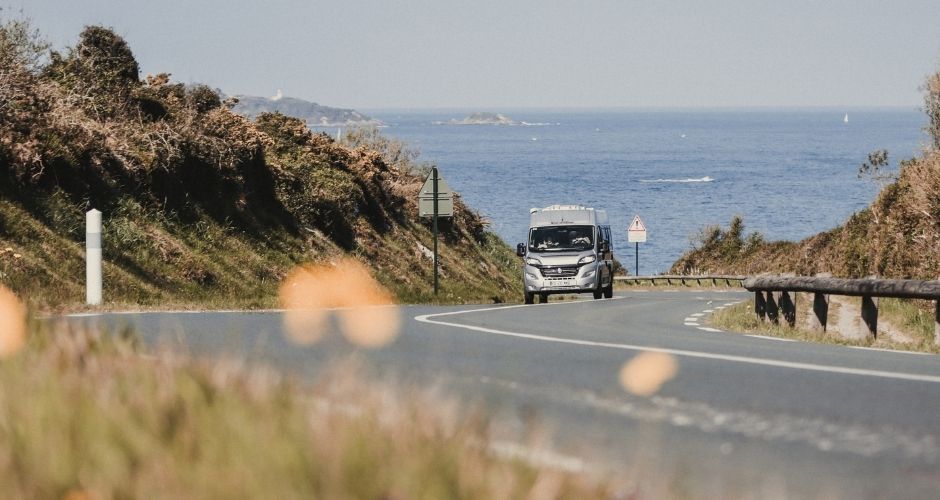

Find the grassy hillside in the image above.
[
  {"left": 672, "top": 72, "right": 940, "bottom": 280},
  {"left": 0, "top": 20, "right": 519, "bottom": 309}
]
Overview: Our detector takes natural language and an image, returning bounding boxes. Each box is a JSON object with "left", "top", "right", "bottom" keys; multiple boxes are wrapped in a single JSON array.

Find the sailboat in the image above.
[{"left": 843, "top": 113, "right": 849, "bottom": 123}]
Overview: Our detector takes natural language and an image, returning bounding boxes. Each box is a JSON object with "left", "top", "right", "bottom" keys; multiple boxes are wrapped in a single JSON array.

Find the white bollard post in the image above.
[{"left": 86, "top": 209, "right": 102, "bottom": 305}]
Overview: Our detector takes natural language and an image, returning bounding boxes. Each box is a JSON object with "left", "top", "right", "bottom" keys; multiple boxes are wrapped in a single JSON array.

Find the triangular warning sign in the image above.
[
  {"left": 629, "top": 215, "right": 646, "bottom": 232},
  {"left": 420, "top": 176, "right": 451, "bottom": 197}
]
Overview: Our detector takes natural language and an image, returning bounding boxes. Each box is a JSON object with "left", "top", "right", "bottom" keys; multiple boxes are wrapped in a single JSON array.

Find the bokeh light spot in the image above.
[
  {"left": 278, "top": 258, "right": 400, "bottom": 348},
  {"left": 0, "top": 285, "right": 26, "bottom": 357},
  {"left": 619, "top": 351, "right": 678, "bottom": 397}
]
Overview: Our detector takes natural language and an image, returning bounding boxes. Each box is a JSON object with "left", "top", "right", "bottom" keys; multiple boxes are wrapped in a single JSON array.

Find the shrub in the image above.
[
  {"left": 924, "top": 71, "right": 940, "bottom": 150},
  {"left": 0, "top": 13, "right": 48, "bottom": 72},
  {"left": 44, "top": 25, "right": 140, "bottom": 119},
  {"left": 185, "top": 84, "right": 222, "bottom": 114}
]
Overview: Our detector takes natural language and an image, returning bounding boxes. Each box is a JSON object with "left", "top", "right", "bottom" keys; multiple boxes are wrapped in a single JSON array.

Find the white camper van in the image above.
[{"left": 516, "top": 205, "right": 614, "bottom": 304}]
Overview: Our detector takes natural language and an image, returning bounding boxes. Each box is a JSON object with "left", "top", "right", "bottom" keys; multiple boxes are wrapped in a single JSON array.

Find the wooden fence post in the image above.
[
  {"left": 812, "top": 292, "right": 829, "bottom": 332},
  {"left": 810, "top": 273, "right": 831, "bottom": 333},
  {"left": 766, "top": 291, "right": 780, "bottom": 324},
  {"left": 861, "top": 296, "right": 878, "bottom": 339},
  {"left": 755, "top": 291, "right": 766, "bottom": 321},
  {"left": 934, "top": 300, "right": 939, "bottom": 347},
  {"left": 779, "top": 291, "right": 796, "bottom": 327}
]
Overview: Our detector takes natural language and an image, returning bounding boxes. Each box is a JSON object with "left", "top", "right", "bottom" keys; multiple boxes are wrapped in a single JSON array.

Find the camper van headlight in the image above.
[
  {"left": 578, "top": 255, "right": 596, "bottom": 265},
  {"left": 525, "top": 257, "right": 542, "bottom": 267}
]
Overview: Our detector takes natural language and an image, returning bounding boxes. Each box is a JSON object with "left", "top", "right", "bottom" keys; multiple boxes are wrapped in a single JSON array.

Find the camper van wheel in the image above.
[
  {"left": 524, "top": 292, "right": 534, "bottom": 304},
  {"left": 603, "top": 282, "right": 613, "bottom": 299},
  {"left": 593, "top": 290, "right": 602, "bottom": 300},
  {"left": 539, "top": 293, "right": 549, "bottom": 303}
]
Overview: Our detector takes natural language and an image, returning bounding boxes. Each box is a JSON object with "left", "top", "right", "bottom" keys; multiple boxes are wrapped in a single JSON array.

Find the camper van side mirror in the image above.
[{"left": 516, "top": 243, "right": 526, "bottom": 257}]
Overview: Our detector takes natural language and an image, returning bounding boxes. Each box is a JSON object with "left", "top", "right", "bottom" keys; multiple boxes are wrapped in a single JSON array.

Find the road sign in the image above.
[
  {"left": 627, "top": 215, "right": 647, "bottom": 243},
  {"left": 418, "top": 167, "right": 453, "bottom": 296},
  {"left": 418, "top": 172, "right": 453, "bottom": 217}
]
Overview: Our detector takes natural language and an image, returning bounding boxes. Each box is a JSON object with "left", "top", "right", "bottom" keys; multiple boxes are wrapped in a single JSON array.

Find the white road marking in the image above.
[
  {"left": 684, "top": 322, "right": 699, "bottom": 326},
  {"left": 849, "top": 346, "right": 933, "bottom": 356},
  {"left": 415, "top": 305, "right": 940, "bottom": 384},
  {"left": 690, "top": 313, "right": 705, "bottom": 317},
  {"left": 702, "top": 309, "right": 714, "bottom": 313},
  {"left": 698, "top": 327, "right": 723, "bottom": 333},
  {"left": 744, "top": 334, "right": 797, "bottom": 342},
  {"left": 64, "top": 308, "right": 289, "bottom": 318}
]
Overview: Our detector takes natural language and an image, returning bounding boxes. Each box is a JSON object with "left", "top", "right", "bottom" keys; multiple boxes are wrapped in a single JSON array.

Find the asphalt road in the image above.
[{"left": 69, "top": 290, "right": 940, "bottom": 498}]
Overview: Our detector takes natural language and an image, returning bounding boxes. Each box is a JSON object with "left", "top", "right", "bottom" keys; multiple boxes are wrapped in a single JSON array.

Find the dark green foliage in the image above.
[
  {"left": 858, "top": 149, "right": 888, "bottom": 178},
  {"left": 73, "top": 25, "right": 139, "bottom": 83},
  {"left": 858, "top": 149, "right": 896, "bottom": 186},
  {"left": 44, "top": 25, "right": 140, "bottom": 119},
  {"left": 256, "top": 112, "right": 367, "bottom": 246},
  {"left": 671, "top": 216, "right": 770, "bottom": 275},
  {"left": 185, "top": 84, "right": 222, "bottom": 114}
]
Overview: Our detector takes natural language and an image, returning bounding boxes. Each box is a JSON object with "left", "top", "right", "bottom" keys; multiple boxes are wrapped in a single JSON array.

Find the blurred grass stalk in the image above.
[{"left": 0, "top": 320, "right": 611, "bottom": 499}]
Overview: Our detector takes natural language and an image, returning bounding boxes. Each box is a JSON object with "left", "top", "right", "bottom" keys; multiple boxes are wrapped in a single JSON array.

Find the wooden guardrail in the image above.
[
  {"left": 615, "top": 275, "right": 747, "bottom": 287},
  {"left": 743, "top": 275, "right": 940, "bottom": 344}
]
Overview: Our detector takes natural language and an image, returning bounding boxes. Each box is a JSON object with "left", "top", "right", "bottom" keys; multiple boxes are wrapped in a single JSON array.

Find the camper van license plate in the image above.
[{"left": 545, "top": 278, "right": 576, "bottom": 289}]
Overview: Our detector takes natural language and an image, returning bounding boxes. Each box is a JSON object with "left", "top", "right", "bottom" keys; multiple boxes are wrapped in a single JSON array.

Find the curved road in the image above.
[{"left": 72, "top": 290, "right": 940, "bottom": 498}]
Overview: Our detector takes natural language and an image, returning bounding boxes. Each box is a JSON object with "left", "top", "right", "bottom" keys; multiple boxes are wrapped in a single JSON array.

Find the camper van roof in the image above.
[{"left": 529, "top": 205, "right": 608, "bottom": 227}]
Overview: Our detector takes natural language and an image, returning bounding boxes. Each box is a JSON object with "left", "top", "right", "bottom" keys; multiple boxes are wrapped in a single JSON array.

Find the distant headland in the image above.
[{"left": 232, "top": 90, "right": 383, "bottom": 127}]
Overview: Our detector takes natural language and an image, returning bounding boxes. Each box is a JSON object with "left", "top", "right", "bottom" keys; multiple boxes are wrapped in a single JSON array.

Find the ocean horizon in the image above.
[{"left": 346, "top": 108, "right": 927, "bottom": 274}]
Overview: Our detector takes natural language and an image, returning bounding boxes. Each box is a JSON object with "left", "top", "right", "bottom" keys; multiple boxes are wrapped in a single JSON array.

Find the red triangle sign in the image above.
[{"left": 629, "top": 215, "right": 646, "bottom": 232}]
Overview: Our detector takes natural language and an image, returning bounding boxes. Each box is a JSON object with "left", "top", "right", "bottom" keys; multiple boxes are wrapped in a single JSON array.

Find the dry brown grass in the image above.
[
  {"left": 0, "top": 317, "right": 615, "bottom": 499},
  {"left": 710, "top": 294, "right": 938, "bottom": 352}
]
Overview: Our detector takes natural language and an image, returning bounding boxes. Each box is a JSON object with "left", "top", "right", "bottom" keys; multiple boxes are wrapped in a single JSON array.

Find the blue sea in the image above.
[{"left": 358, "top": 108, "right": 927, "bottom": 274}]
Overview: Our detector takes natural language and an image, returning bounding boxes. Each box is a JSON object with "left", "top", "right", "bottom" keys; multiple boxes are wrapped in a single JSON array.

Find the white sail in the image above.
[{"left": 843, "top": 113, "right": 849, "bottom": 123}]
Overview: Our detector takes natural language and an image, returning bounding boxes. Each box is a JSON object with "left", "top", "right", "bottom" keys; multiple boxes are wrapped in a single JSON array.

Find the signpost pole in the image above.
[
  {"left": 635, "top": 242, "right": 639, "bottom": 277},
  {"left": 432, "top": 167, "right": 439, "bottom": 295},
  {"left": 628, "top": 214, "right": 647, "bottom": 278},
  {"left": 418, "top": 167, "right": 450, "bottom": 296}
]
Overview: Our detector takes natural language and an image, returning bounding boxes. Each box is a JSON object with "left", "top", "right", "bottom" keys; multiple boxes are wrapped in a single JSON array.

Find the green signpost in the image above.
[{"left": 418, "top": 167, "right": 453, "bottom": 295}]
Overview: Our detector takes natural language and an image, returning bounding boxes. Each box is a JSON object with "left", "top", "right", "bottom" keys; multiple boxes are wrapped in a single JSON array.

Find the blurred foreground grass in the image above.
[{"left": 0, "top": 321, "right": 611, "bottom": 499}]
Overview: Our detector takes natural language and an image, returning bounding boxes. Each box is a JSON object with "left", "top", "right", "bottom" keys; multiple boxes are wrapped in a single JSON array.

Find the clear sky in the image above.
[{"left": 7, "top": 0, "right": 940, "bottom": 109}]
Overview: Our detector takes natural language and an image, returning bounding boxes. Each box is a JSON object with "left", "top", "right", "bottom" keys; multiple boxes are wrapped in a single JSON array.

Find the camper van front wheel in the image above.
[{"left": 524, "top": 291, "right": 534, "bottom": 304}]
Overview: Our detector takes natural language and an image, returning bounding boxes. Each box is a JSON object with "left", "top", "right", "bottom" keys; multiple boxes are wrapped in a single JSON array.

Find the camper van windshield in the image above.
[{"left": 529, "top": 225, "right": 594, "bottom": 252}]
